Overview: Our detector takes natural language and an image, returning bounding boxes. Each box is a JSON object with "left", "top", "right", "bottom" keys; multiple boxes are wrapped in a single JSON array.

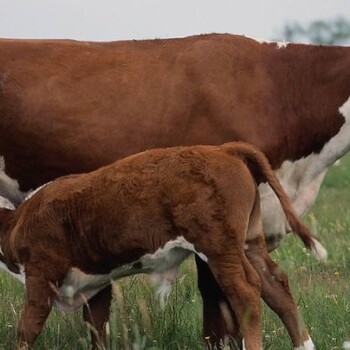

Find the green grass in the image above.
[{"left": 0, "top": 154, "right": 350, "bottom": 349}]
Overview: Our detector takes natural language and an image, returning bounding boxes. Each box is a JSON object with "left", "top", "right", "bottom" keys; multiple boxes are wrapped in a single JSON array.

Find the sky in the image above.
[{"left": 0, "top": 0, "right": 349, "bottom": 42}]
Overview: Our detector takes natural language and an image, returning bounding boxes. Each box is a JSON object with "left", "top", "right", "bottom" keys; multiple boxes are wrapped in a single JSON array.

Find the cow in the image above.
[
  {"left": 0, "top": 142, "right": 326, "bottom": 350},
  {"left": 0, "top": 33, "right": 349, "bottom": 348}
]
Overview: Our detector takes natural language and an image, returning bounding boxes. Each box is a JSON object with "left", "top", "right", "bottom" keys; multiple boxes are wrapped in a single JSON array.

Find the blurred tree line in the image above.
[{"left": 280, "top": 17, "right": 350, "bottom": 45}]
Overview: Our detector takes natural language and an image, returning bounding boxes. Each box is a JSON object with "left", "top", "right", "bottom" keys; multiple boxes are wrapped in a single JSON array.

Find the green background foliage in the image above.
[{"left": 280, "top": 17, "right": 350, "bottom": 44}]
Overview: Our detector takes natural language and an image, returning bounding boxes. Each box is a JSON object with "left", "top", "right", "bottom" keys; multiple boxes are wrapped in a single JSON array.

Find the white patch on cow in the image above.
[
  {"left": 0, "top": 156, "right": 29, "bottom": 206},
  {"left": 55, "top": 236, "right": 206, "bottom": 311},
  {"left": 0, "top": 195, "right": 17, "bottom": 278},
  {"left": 300, "top": 95, "right": 350, "bottom": 185},
  {"left": 293, "top": 337, "right": 316, "bottom": 350},
  {"left": 252, "top": 37, "right": 288, "bottom": 49},
  {"left": 259, "top": 157, "right": 326, "bottom": 240},
  {"left": 152, "top": 267, "right": 179, "bottom": 305},
  {"left": 276, "top": 41, "right": 288, "bottom": 49},
  {"left": 340, "top": 95, "right": 350, "bottom": 119},
  {"left": 0, "top": 195, "right": 15, "bottom": 210},
  {"left": 0, "top": 261, "right": 25, "bottom": 284},
  {"left": 242, "top": 338, "right": 262, "bottom": 350},
  {"left": 260, "top": 95, "right": 350, "bottom": 243},
  {"left": 304, "top": 337, "right": 316, "bottom": 350},
  {"left": 311, "top": 238, "right": 328, "bottom": 261},
  {"left": 343, "top": 341, "right": 350, "bottom": 349},
  {"left": 0, "top": 156, "right": 50, "bottom": 206}
]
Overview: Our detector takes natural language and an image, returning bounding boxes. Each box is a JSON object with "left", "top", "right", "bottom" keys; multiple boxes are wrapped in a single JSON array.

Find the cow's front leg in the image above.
[
  {"left": 196, "top": 255, "right": 243, "bottom": 350},
  {"left": 17, "top": 275, "right": 57, "bottom": 349},
  {"left": 83, "top": 285, "right": 112, "bottom": 349}
]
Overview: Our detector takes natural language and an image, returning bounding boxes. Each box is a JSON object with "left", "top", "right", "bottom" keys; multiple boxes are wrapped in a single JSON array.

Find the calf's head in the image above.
[{"left": 0, "top": 196, "right": 22, "bottom": 275}]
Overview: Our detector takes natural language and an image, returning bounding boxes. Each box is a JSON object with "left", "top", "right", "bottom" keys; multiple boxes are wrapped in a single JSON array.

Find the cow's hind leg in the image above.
[
  {"left": 83, "top": 285, "right": 113, "bottom": 349},
  {"left": 204, "top": 251, "right": 262, "bottom": 350},
  {"left": 245, "top": 236, "right": 315, "bottom": 350},
  {"left": 196, "top": 256, "right": 242, "bottom": 349},
  {"left": 246, "top": 187, "right": 315, "bottom": 349}
]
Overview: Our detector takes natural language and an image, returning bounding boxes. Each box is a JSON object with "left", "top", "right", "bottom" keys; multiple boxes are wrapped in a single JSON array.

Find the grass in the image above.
[{"left": 0, "top": 154, "right": 350, "bottom": 349}]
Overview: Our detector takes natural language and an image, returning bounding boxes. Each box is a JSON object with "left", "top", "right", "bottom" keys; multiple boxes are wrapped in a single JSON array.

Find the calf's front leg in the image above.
[
  {"left": 17, "top": 275, "right": 57, "bottom": 349},
  {"left": 204, "top": 252, "right": 262, "bottom": 350}
]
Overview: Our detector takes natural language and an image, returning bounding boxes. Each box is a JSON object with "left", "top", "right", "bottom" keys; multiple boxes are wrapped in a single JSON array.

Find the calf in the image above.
[{"left": 0, "top": 142, "right": 326, "bottom": 350}]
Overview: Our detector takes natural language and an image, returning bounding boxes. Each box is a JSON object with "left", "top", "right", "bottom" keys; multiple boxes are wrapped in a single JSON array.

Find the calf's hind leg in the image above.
[
  {"left": 196, "top": 255, "right": 242, "bottom": 349},
  {"left": 203, "top": 250, "right": 262, "bottom": 350}
]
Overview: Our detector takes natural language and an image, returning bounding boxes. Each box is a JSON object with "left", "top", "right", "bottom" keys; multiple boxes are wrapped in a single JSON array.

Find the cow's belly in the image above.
[{"left": 55, "top": 237, "right": 202, "bottom": 312}]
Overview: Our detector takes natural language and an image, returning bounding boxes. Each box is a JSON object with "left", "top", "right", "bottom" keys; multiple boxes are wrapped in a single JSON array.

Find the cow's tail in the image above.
[{"left": 223, "top": 142, "right": 327, "bottom": 261}]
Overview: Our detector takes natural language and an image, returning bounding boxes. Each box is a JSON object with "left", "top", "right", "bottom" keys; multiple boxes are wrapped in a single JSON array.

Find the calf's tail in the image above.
[{"left": 223, "top": 142, "right": 327, "bottom": 261}]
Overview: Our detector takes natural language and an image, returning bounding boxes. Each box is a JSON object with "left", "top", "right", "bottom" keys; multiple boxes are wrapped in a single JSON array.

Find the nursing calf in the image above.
[{"left": 0, "top": 142, "right": 325, "bottom": 349}]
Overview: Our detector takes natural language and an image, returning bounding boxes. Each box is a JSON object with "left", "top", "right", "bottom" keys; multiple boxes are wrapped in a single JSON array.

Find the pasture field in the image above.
[{"left": 0, "top": 154, "right": 349, "bottom": 349}]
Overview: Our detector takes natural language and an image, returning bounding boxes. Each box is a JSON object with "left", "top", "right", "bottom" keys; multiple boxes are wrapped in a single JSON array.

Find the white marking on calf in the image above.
[
  {"left": 260, "top": 95, "right": 350, "bottom": 241},
  {"left": 24, "top": 182, "right": 50, "bottom": 201},
  {"left": 55, "top": 236, "right": 207, "bottom": 311}
]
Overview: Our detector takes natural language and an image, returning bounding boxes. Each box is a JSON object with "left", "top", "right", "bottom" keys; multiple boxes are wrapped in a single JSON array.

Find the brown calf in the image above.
[{"left": 0, "top": 142, "right": 325, "bottom": 349}]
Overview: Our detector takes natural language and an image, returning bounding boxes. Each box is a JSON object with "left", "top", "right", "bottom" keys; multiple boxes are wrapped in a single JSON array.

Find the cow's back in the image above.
[{"left": 0, "top": 34, "right": 286, "bottom": 190}]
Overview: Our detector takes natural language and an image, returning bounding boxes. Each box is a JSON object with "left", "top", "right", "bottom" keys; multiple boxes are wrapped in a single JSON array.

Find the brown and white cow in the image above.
[
  {"left": 0, "top": 33, "right": 348, "bottom": 347},
  {"left": 0, "top": 142, "right": 326, "bottom": 350}
]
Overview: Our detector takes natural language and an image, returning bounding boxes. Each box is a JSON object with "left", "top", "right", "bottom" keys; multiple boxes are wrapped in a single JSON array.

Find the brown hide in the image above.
[
  {"left": 0, "top": 34, "right": 349, "bottom": 192},
  {"left": 0, "top": 142, "right": 320, "bottom": 349}
]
